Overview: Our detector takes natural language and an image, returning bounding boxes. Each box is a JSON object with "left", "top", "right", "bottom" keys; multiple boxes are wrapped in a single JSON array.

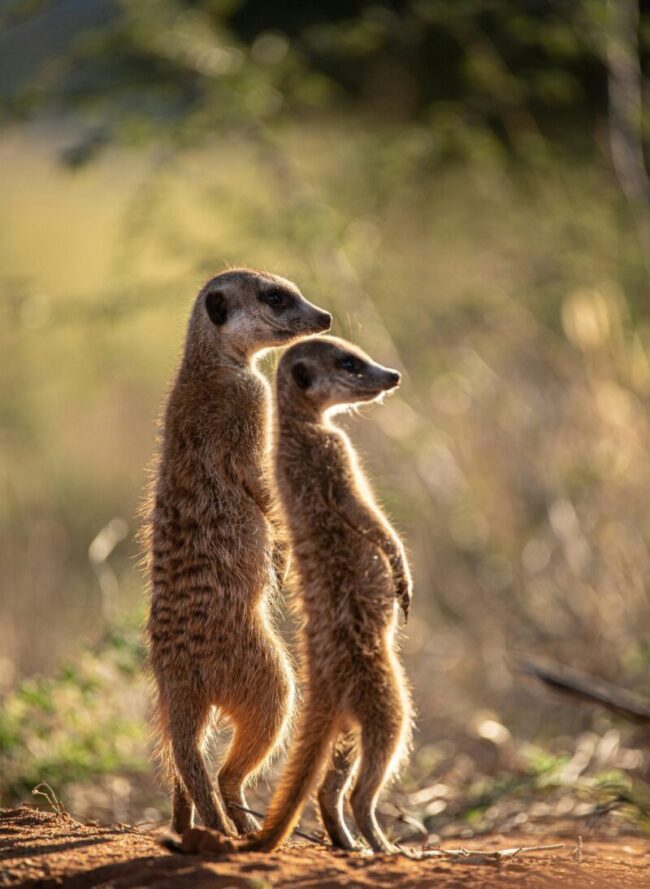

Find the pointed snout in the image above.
[
  {"left": 382, "top": 368, "right": 401, "bottom": 390},
  {"left": 314, "top": 309, "right": 332, "bottom": 332}
]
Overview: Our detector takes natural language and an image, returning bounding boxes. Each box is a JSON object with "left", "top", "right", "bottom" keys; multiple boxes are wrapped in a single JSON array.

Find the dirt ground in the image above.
[{"left": 1, "top": 805, "right": 650, "bottom": 889}]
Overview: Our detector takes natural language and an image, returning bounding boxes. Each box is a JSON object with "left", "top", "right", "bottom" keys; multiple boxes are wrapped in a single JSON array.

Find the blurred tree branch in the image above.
[{"left": 606, "top": 0, "right": 650, "bottom": 284}]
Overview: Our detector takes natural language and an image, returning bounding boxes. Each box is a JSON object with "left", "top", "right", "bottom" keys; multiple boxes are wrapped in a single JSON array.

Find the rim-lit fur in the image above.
[
  {"left": 144, "top": 269, "right": 331, "bottom": 836},
  {"left": 246, "top": 335, "right": 414, "bottom": 853}
]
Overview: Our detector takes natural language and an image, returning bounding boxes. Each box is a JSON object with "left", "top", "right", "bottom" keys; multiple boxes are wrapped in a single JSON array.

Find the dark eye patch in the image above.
[
  {"left": 336, "top": 354, "right": 365, "bottom": 375},
  {"left": 259, "top": 287, "right": 293, "bottom": 310}
]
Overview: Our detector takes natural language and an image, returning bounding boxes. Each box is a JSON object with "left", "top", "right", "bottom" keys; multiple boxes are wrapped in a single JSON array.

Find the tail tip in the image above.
[{"left": 159, "top": 834, "right": 183, "bottom": 854}]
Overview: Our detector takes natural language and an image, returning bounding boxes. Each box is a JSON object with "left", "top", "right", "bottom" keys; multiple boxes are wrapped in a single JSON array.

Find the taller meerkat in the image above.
[
  {"left": 146, "top": 269, "right": 331, "bottom": 836},
  {"left": 248, "top": 335, "right": 413, "bottom": 854}
]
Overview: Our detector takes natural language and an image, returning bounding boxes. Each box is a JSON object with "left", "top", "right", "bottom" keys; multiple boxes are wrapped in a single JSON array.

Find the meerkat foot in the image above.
[
  {"left": 318, "top": 782, "right": 360, "bottom": 851},
  {"left": 318, "top": 731, "right": 360, "bottom": 852},
  {"left": 225, "top": 803, "right": 260, "bottom": 835},
  {"left": 198, "top": 806, "right": 237, "bottom": 836},
  {"left": 355, "top": 819, "right": 398, "bottom": 855},
  {"left": 323, "top": 818, "right": 360, "bottom": 852}
]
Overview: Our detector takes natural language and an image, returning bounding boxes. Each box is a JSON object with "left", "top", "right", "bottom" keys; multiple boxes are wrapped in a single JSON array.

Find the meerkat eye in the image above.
[
  {"left": 260, "top": 288, "right": 287, "bottom": 309},
  {"left": 337, "top": 355, "right": 364, "bottom": 375}
]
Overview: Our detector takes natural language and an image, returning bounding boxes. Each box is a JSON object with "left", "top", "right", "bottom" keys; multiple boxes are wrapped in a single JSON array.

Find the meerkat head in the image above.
[
  {"left": 277, "top": 336, "right": 401, "bottom": 416},
  {"left": 187, "top": 268, "right": 332, "bottom": 363}
]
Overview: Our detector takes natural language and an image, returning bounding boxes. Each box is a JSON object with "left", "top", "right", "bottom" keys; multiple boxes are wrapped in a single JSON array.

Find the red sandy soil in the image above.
[{"left": 1, "top": 805, "right": 650, "bottom": 888}]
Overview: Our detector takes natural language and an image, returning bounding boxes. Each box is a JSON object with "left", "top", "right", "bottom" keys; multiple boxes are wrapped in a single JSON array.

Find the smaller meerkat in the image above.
[
  {"left": 146, "top": 269, "right": 331, "bottom": 839},
  {"left": 246, "top": 335, "right": 414, "bottom": 854}
]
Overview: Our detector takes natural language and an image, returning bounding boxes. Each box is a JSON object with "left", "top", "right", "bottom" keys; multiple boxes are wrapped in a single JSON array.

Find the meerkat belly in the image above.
[
  {"left": 158, "top": 466, "right": 271, "bottom": 575},
  {"left": 292, "top": 523, "right": 397, "bottom": 681},
  {"left": 292, "top": 513, "right": 394, "bottom": 602},
  {"left": 149, "top": 481, "right": 272, "bottom": 667},
  {"left": 300, "top": 597, "right": 397, "bottom": 700}
]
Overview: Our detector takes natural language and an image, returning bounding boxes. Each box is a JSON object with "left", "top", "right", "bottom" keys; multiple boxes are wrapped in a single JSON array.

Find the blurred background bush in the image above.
[{"left": 1, "top": 0, "right": 650, "bottom": 837}]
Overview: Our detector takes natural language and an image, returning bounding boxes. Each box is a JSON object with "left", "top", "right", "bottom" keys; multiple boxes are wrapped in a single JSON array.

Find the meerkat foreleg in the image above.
[
  {"left": 331, "top": 496, "right": 413, "bottom": 620},
  {"left": 168, "top": 696, "right": 236, "bottom": 836},
  {"left": 317, "top": 730, "right": 361, "bottom": 851}
]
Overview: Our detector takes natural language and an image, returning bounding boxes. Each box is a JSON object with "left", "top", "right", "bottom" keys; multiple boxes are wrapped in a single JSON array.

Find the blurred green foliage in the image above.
[
  {"left": 0, "top": 618, "right": 153, "bottom": 818},
  {"left": 0, "top": 0, "right": 642, "bottom": 167}
]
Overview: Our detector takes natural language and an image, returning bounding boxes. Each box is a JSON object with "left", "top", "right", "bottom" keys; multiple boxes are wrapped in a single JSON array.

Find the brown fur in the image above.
[
  {"left": 144, "top": 269, "right": 331, "bottom": 836},
  {"left": 246, "top": 335, "right": 414, "bottom": 853}
]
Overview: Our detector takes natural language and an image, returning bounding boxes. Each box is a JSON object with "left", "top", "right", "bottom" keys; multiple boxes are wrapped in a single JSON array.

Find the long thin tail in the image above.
[
  {"left": 244, "top": 705, "right": 338, "bottom": 852},
  {"left": 512, "top": 656, "right": 650, "bottom": 724}
]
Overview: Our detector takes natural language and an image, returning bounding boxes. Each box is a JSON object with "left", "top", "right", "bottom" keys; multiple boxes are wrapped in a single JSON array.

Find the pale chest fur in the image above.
[{"left": 278, "top": 424, "right": 395, "bottom": 613}]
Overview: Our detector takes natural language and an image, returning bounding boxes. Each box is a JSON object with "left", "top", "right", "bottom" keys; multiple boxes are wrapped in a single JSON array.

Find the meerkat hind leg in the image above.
[
  {"left": 218, "top": 659, "right": 294, "bottom": 835},
  {"left": 172, "top": 777, "right": 193, "bottom": 834},
  {"left": 217, "top": 720, "right": 262, "bottom": 835},
  {"left": 169, "top": 696, "right": 236, "bottom": 836},
  {"left": 318, "top": 730, "right": 360, "bottom": 851},
  {"left": 350, "top": 706, "right": 405, "bottom": 854}
]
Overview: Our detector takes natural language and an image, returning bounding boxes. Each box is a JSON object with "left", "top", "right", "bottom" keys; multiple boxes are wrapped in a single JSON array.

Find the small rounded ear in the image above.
[
  {"left": 291, "top": 361, "right": 314, "bottom": 391},
  {"left": 205, "top": 290, "right": 228, "bottom": 326}
]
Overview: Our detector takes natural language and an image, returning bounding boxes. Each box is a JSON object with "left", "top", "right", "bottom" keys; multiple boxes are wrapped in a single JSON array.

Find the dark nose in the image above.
[
  {"left": 315, "top": 310, "right": 332, "bottom": 331},
  {"left": 384, "top": 369, "right": 401, "bottom": 389}
]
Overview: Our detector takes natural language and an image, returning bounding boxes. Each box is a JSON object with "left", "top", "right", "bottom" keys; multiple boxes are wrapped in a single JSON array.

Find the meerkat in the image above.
[
  {"left": 245, "top": 335, "right": 414, "bottom": 854},
  {"left": 145, "top": 268, "right": 331, "bottom": 838}
]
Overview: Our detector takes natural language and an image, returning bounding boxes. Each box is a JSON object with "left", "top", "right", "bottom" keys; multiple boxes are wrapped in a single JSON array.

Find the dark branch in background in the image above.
[
  {"left": 512, "top": 656, "right": 650, "bottom": 725},
  {"left": 606, "top": 0, "right": 650, "bottom": 284}
]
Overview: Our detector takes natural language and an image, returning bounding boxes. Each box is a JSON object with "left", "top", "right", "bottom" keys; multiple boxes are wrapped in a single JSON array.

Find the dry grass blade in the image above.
[
  {"left": 31, "top": 783, "right": 64, "bottom": 815},
  {"left": 574, "top": 836, "right": 584, "bottom": 863},
  {"left": 394, "top": 808, "right": 429, "bottom": 840},
  {"left": 486, "top": 843, "right": 566, "bottom": 859},
  {"left": 404, "top": 843, "right": 566, "bottom": 862}
]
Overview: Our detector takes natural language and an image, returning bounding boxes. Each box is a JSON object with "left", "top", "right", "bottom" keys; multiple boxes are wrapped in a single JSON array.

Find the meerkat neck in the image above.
[
  {"left": 181, "top": 339, "right": 254, "bottom": 377},
  {"left": 277, "top": 396, "right": 322, "bottom": 427}
]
